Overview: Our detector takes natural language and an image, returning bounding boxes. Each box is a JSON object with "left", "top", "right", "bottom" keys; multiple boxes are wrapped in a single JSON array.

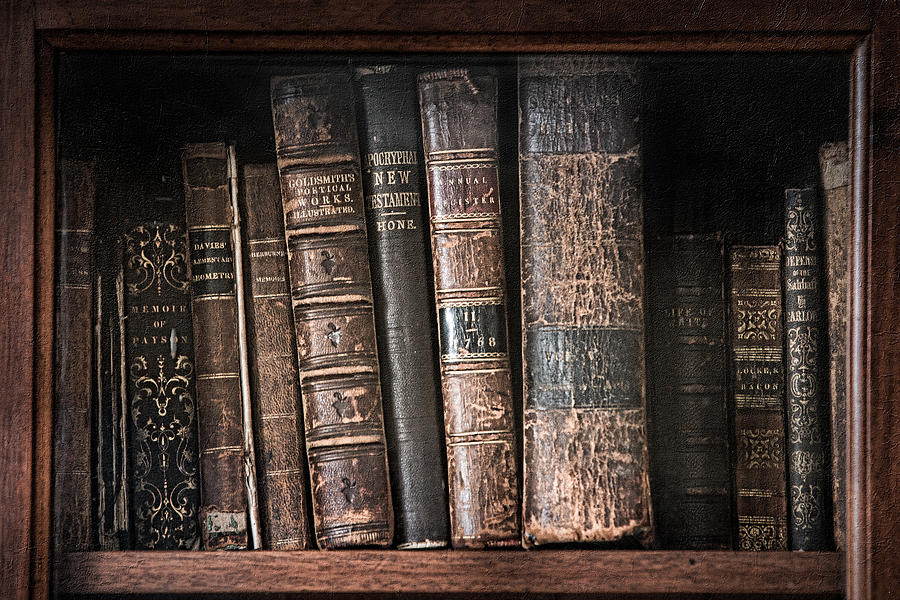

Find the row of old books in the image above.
[{"left": 53, "top": 55, "right": 849, "bottom": 553}]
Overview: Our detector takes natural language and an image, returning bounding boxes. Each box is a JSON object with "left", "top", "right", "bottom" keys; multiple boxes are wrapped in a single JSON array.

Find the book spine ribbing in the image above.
[
  {"left": 648, "top": 234, "right": 731, "bottom": 549},
  {"left": 54, "top": 158, "right": 95, "bottom": 551},
  {"left": 183, "top": 143, "right": 250, "bottom": 550},
  {"left": 270, "top": 73, "right": 394, "bottom": 549},
  {"left": 242, "top": 163, "right": 312, "bottom": 550},
  {"left": 518, "top": 55, "right": 651, "bottom": 545},
  {"left": 418, "top": 68, "right": 520, "bottom": 548},
  {"left": 123, "top": 221, "right": 201, "bottom": 549},
  {"left": 729, "top": 245, "right": 788, "bottom": 551},
  {"left": 784, "top": 187, "right": 833, "bottom": 550},
  {"left": 819, "top": 141, "right": 849, "bottom": 550},
  {"left": 354, "top": 64, "right": 449, "bottom": 549}
]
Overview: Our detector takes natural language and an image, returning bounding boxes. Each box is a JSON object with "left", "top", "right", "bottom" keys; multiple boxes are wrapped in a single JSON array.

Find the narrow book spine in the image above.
[
  {"left": 183, "top": 143, "right": 250, "bottom": 550},
  {"left": 242, "top": 163, "right": 312, "bottom": 550},
  {"left": 784, "top": 187, "right": 832, "bottom": 550},
  {"left": 123, "top": 222, "right": 201, "bottom": 549},
  {"left": 518, "top": 55, "right": 651, "bottom": 545},
  {"left": 819, "top": 141, "right": 849, "bottom": 550},
  {"left": 648, "top": 234, "right": 731, "bottom": 549},
  {"left": 729, "top": 245, "right": 788, "bottom": 551},
  {"left": 418, "top": 68, "right": 520, "bottom": 548},
  {"left": 354, "top": 64, "right": 449, "bottom": 549},
  {"left": 54, "top": 158, "right": 95, "bottom": 551},
  {"left": 270, "top": 73, "right": 393, "bottom": 549}
]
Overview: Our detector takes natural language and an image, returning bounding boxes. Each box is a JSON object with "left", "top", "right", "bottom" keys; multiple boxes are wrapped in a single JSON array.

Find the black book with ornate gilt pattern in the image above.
[{"left": 122, "top": 221, "right": 201, "bottom": 549}]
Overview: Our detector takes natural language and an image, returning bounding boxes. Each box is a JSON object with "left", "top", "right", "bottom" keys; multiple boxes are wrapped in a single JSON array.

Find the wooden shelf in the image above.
[{"left": 58, "top": 550, "right": 842, "bottom": 596}]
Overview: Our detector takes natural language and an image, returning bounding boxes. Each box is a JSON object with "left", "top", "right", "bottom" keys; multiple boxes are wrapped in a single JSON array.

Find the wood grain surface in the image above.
[{"left": 58, "top": 550, "right": 843, "bottom": 596}]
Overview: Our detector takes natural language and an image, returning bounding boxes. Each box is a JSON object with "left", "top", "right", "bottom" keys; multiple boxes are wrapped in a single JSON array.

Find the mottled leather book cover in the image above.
[
  {"left": 242, "top": 163, "right": 312, "bottom": 550},
  {"left": 270, "top": 73, "right": 393, "bottom": 549},
  {"left": 819, "top": 141, "right": 849, "bottom": 550},
  {"left": 354, "top": 64, "right": 449, "bottom": 549},
  {"left": 54, "top": 158, "right": 95, "bottom": 551},
  {"left": 648, "top": 234, "right": 732, "bottom": 549},
  {"left": 518, "top": 55, "right": 651, "bottom": 546},
  {"left": 728, "top": 245, "right": 788, "bottom": 551},
  {"left": 182, "top": 143, "right": 250, "bottom": 550},
  {"left": 784, "top": 187, "right": 833, "bottom": 550},
  {"left": 122, "top": 221, "right": 201, "bottom": 549},
  {"left": 418, "top": 68, "right": 520, "bottom": 548}
]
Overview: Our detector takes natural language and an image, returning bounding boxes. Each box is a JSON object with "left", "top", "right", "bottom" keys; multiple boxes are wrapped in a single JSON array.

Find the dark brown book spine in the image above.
[
  {"left": 123, "top": 222, "right": 201, "bottom": 549},
  {"left": 784, "top": 187, "right": 832, "bottom": 550},
  {"left": 54, "top": 158, "right": 95, "bottom": 551},
  {"left": 270, "top": 73, "right": 393, "bottom": 549},
  {"left": 518, "top": 55, "right": 651, "bottom": 545},
  {"left": 242, "top": 163, "right": 312, "bottom": 550},
  {"left": 648, "top": 234, "right": 732, "bottom": 549},
  {"left": 819, "top": 141, "right": 849, "bottom": 550},
  {"left": 418, "top": 68, "right": 520, "bottom": 548},
  {"left": 354, "top": 64, "right": 449, "bottom": 549},
  {"left": 729, "top": 245, "right": 788, "bottom": 551},
  {"left": 183, "top": 143, "right": 250, "bottom": 550}
]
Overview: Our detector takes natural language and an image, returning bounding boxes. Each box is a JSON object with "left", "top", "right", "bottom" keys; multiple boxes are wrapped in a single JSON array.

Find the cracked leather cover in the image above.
[
  {"left": 242, "top": 163, "right": 312, "bottom": 549},
  {"left": 518, "top": 55, "right": 652, "bottom": 546},
  {"left": 183, "top": 143, "right": 249, "bottom": 550},
  {"left": 271, "top": 73, "right": 393, "bottom": 549},
  {"left": 418, "top": 68, "right": 520, "bottom": 548}
]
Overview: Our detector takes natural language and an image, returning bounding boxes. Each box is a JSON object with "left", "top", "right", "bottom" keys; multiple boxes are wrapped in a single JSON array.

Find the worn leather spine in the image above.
[
  {"left": 54, "top": 158, "right": 95, "bottom": 551},
  {"left": 518, "top": 56, "right": 652, "bottom": 546},
  {"left": 94, "top": 245, "right": 130, "bottom": 550},
  {"left": 123, "top": 221, "right": 201, "bottom": 549},
  {"left": 242, "top": 163, "right": 312, "bottom": 550},
  {"left": 418, "top": 68, "right": 520, "bottom": 548},
  {"left": 728, "top": 246, "right": 788, "bottom": 551},
  {"left": 648, "top": 234, "right": 732, "bottom": 549},
  {"left": 819, "top": 142, "right": 849, "bottom": 550},
  {"left": 784, "top": 187, "right": 833, "bottom": 550},
  {"left": 183, "top": 143, "right": 250, "bottom": 550},
  {"left": 354, "top": 65, "right": 450, "bottom": 549},
  {"left": 270, "top": 73, "right": 393, "bottom": 549}
]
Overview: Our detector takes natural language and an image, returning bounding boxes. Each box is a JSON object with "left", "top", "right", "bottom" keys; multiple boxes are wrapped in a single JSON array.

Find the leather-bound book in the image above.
[
  {"left": 354, "top": 64, "right": 449, "bottom": 549},
  {"left": 819, "top": 141, "right": 849, "bottom": 550},
  {"left": 270, "top": 73, "right": 394, "bottom": 549},
  {"left": 518, "top": 55, "right": 651, "bottom": 546},
  {"left": 418, "top": 68, "right": 520, "bottom": 548},
  {"left": 242, "top": 163, "right": 312, "bottom": 550},
  {"left": 648, "top": 234, "right": 731, "bottom": 549},
  {"left": 784, "top": 187, "right": 833, "bottom": 550},
  {"left": 728, "top": 245, "right": 788, "bottom": 551},
  {"left": 182, "top": 143, "right": 253, "bottom": 550},
  {"left": 122, "top": 221, "right": 201, "bottom": 549},
  {"left": 54, "top": 158, "right": 95, "bottom": 551}
]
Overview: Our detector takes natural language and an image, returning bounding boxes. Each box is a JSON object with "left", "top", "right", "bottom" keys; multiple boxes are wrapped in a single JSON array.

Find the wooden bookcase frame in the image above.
[{"left": 2, "top": 1, "right": 898, "bottom": 598}]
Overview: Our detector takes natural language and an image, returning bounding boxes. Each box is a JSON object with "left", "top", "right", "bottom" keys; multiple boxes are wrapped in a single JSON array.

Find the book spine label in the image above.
[
  {"left": 183, "top": 143, "right": 249, "bottom": 550},
  {"left": 518, "top": 55, "right": 651, "bottom": 545},
  {"left": 354, "top": 65, "right": 449, "bottom": 549},
  {"left": 242, "top": 163, "right": 312, "bottom": 550},
  {"left": 784, "top": 187, "right": 832, "bottom": 550},
  {"left": 419, "top": 69, "right": 520, "bottom": 548},
  {"left": 648, "top": 234, "right": 732, "bottom": 549},
  {"left": 54, "top": 159, "right": 95, "bottom": 551},
  {"left": 123, "top": 222, "right": 201, "bottom": 549},
  {"left": 271, "top": 73, "right": 393, "bottom": 549},
  {"left": 729, "top": 245, "right": 788, "bottom": 551},
  {"left": 819, "top": 141, "right": 849, "bottom": 550}
]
